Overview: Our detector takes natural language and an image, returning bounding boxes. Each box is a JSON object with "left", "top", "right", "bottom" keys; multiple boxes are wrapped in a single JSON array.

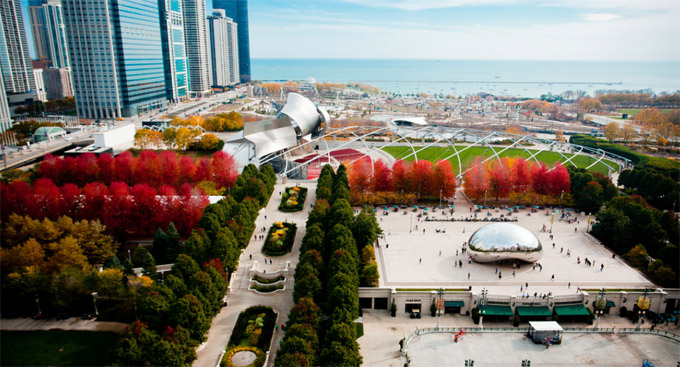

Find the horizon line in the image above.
[{"left": 251, "top": 57, "right": 680, "bottom": 63}]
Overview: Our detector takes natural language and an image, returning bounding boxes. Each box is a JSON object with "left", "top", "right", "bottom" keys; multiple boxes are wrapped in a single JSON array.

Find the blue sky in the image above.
[{"left": 21, "top": 0, "right": 680, "bottom": 61}]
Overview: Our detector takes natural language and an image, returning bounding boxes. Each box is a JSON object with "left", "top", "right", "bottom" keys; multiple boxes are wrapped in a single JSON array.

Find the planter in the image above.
[
  {"left": 278, "top": 187, "right": 307, "bottom": 212},
  {"left": 262, "top": 222, "right": 297, "bottom": 256}
]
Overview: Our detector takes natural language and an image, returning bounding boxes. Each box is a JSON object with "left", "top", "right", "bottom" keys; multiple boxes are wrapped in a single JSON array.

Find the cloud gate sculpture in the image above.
[
  {"left": 243, "top": 93, "right": 329, "bottom": 158},
  {"left": 467, "top": 223, "right": 543, "bottom": 263}
]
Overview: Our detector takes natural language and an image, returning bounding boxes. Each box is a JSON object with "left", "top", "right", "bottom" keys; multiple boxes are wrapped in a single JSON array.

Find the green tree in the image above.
[
  {"left": 169, "top": 294, "right": 210, "bottom": 342},
  {"left": 328, "top": 199, "right": 354, "bottom": 234},
  {"left": 626, "top": 244, "right": 649, "bottom": 267},
  {"left": 360, "top": 263, "right": 380, "bottom": 287},
  {"left": 301, "top": 224, "right": 325, "bottom": 254},
  {"left": 152, "top": 228, "right": 168, "bottom": 264},
  {"left": 132, "top": 246, "right": 152, "bottom": 267},
  {"left": 352, "top": 209, "right": 380, "bottom": 251},
  {"left": 165, "top": 223, "right": 181, "bottom": 263},
  {"left": 286, "top": 298, "right": 321, "bottom": 330}
]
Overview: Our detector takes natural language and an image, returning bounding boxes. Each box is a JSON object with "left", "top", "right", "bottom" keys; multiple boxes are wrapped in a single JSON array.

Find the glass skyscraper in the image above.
[
  {"left": 28, "top": 0, "right": 71, "bottom": 69},
  {"left": 208, "top": 9, "right": 239, "bottom": 88},
  {"left": 182, "top": 0, "right": 211, "bottom": 96},
  {"left": 213, "top": 0, "right": 250, "bottom": 82},
  {"left": 159, "top": 0, "right": 188, "bottom": 103},
  {"left": 0, "top": 0, "right": 35, "bottom": 93},
  {"left": 62, "top": 0, "right": 167, "bottom": 118}
]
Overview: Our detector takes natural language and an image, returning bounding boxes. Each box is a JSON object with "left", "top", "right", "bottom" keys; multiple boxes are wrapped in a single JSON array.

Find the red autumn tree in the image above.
[
  {"left": 76, "top": 153, "right": 100, "bottom": 186},
  {"left": 372, "top": 159, "right": 392, "bottom": 192},
  {"left": 96, "top": 153, "right": 115, "bottom": 185},
  {"left": 178, "top": 156, "right": 197, "bottom": 185},
  {"left": 160, "top": 151, "right": 180, "bottom": 188},
  {"left": 195, "top": 158, "right": 211, "bottom": 183},
  {"left": 113, "top": 151, "right": 136, "bottom": 185},
  {"left": 30, "top": 178, "right": 64, "bottom": 220},
  {"left": 546, "top": 163, "right": 571, "bottom": 196},
  {"left": 348, "top": 156, "right": 372, "bottom": 194},
  {"left": 0, "top": 181, "right": 32, "bottom": 219},
  {"left": 80, "top": 182, "right": 110, "bottom": 221},
  {"left": 488, "top": 159, "right": 512, "bottom": 200},
  {"left": 463, "top": 157, "right": 489, "bottom": 199},
  {"left": 60, "top": 183, "right": 82, "bottom": 218},
  {"left": 130, "top": 184, "right": 161, "bottom": 234},
  {"left": 391, "top": 160, "right": 409, "bottom": 194},
  {"left": 38, "top": 154, "right": 61, "bottom": 184},
  {"left": 407, "top": 160, "right": 433, "bottom": 198},
  {"left": 530, "top": 162, "right": 549, "bottom": 195},
  {"left": 510, "top": 158, "right": 531, "bottom": 193},
  {"left": 210, "top": 151, "right": 238, "bottom": 189},
  {"left": 136, "top": 150, "right": 162, "bottom": 188},
  {"left": 103, "top": 181, "right": 133, "bottom": 237},
  {"left": 431, "top": 160, "right": 457, "bottom": 199}
]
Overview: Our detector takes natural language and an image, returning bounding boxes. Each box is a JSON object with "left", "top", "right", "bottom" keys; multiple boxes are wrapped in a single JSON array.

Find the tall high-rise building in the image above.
[
  {"left": 0, "top": 72, "right": 11, "bottom": 133},
  {"left": 62, "top": 0, "right": 167, "bottom": 119},
  {"left": 207, "top": 9, "right": 239, "bottom": 88},
  {"left": 159, "top": 0, "right": 188, "bottom": 103},
  {"left": 33, "top": 68, "right": 47, "bottom": 101},
  {"left": 28, "top": 0, "right": 71, "bottom": 69},
  {"left": 0, "top": 0, "right": 35, "bottom": 93},
  {"left": 213, "top": 0, "right": 250, "bottom": 82},
  {"left": 43, "top": 68, "right": 73, "bottom": 100},
  {"left": 182, "top": 0, "right": 211, "bottom": 96}
]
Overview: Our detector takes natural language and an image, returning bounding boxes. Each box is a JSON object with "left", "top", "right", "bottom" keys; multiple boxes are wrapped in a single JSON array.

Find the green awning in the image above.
[
  {"left": 517, "top": 306, "right": 552, "bottom": 317},
  {"left": 606, "top": 301, "right": 616, "bottom": 308},
  {"left": 445, "top": 301, "right": 464, "bottom": 307},
  {"left": 554, "top": 305, "right": 591, "bottom": 316},
  {"left": 481, "top": 305, "right": 513, "bottom": 316}
]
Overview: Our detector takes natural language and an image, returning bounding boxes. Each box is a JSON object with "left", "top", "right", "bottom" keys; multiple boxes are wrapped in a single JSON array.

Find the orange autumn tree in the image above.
[{"left": 463, "top": 157, "right": 489, "bottom": 199}]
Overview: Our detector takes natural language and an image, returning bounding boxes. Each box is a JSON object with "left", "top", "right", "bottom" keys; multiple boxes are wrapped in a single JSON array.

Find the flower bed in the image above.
[
  {"left": 228, "top": 306, "right": 277, "bottom": 352},
  {"left": 249, "top": 283, "right": 285, "bottom": 293},
  {"left": 220, "top": 346, "right": 265, "bottom": 367},
  {"left": 252, "top": 275, "right": 285, "bottom": 284},
  {"left": 278, "top": 186, "right": 307, "bottom": 212},
  {"left": 262, "top": 222, "right": 297, "bottom": 256}
]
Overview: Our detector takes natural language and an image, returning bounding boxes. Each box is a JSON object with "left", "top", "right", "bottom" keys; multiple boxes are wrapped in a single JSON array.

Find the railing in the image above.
[{"left": 617, "top": 328, "right": 680, "bottom": 342}]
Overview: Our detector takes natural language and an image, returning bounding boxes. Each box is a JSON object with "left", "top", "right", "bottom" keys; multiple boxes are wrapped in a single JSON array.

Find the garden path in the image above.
[{"left": 193, "top": 181, "right": 316, "bottom": 367}]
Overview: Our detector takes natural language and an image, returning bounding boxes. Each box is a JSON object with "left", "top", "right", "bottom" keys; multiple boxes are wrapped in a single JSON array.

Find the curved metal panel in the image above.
[
  {"left": 467, "top": 223, "right": 543, "bottom": 263},
  {"left": 279, "top": 93, "right": 322, "bottom": 137}
]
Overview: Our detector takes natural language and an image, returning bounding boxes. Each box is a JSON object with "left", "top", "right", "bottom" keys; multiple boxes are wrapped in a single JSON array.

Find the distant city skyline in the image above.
[{"left": 18, "top": 0, "right": 680, "bottom": 62}]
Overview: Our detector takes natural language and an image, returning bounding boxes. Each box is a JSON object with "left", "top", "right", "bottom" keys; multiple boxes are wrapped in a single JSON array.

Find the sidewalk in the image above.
[{"left": 193, "top": 181, "right": 316, "bottom": 367}]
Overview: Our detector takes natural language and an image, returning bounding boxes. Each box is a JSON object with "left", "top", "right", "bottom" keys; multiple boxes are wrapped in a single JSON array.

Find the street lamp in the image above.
[
  {"left": 91, "top": 292, "right": 99, "bottom": 316},
  {"left": 436, "top": 288, "right": 444, "bottom": 329},
  {"left": 594, "top": 309, "right": 604, "bottom": 330},
  {"left": 439, "top": 189, "right": 443, "bottom": 208},
  {"left": 484, "top": 190, "right": 488, "bottom": 207},
  {"left": 636, "top": 310, "right": 646, "bottom": 330},
  {"left": 479, "top": 288, "right": 488, "bottom": 329}
]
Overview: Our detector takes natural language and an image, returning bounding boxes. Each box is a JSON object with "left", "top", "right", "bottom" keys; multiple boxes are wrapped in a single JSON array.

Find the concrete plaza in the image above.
[
  {"left": 407, "top": 332, "right": 679, "bottom": 367},
  {"left": 374, "top": 194, "right": 653, "bottom": 296}
]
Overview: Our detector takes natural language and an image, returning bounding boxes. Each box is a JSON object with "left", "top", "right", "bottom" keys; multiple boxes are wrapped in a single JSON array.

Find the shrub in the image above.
[
  {"left": 278, "top": 186, "right": 307, "bottom": 212},
  {"left": 262, "top": 222, "right": 297, "bottom": 256},
  {"left": 513, "top": 314, "right": 520, "bottom": 327},
  {"left": 619, "top": 306, "right": 628, "bottom": 318},
  {"left": 228, "top": 306, "right": 277, "bottom": 351},
  {"left": 471, "top": 308, "right": 480, "bottom": 324},
  {"left": 251, "top": 275, "right": 285, "bottom": 284},
  {"left": 390, "top": 300, "right": 397, "bottom": 317},
  {"left": 250, "top": 284, "right": 284, "bottom": 293}
]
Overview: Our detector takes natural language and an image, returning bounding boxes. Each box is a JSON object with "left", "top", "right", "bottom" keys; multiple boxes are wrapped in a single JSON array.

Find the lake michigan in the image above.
[{"left": 252, "top": 59, "right": 680, "bottom": 98}]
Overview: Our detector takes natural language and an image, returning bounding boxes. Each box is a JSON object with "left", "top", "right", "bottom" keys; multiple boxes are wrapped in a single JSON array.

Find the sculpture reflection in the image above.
[{"left": 468, "top": 223, "right": 543, "bottom": 263}]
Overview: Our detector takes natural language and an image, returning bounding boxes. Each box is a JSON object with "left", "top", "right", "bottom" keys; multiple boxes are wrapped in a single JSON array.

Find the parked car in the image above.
[
  {"left": 410, "top": 308, "right": 421, "bottom": 319},
  {"left": 660, "top": 313, "right": 677, "bottom": 323}
]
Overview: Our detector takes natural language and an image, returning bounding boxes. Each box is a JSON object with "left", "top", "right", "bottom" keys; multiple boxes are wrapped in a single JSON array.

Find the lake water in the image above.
[{"left": 252, "top": 59, "right": 680, "bottom": 98}]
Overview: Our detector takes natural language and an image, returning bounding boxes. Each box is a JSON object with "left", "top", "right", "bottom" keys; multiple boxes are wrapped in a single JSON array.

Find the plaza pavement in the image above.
[
  {"left": 193, "top": 181, "right": 315, "bottom": 367},
  {"left": 358, "top": 310, "right": 680, "bottom": 367},
  {"left": 374, "top": 193, "right": 654, "bottom": 296}
]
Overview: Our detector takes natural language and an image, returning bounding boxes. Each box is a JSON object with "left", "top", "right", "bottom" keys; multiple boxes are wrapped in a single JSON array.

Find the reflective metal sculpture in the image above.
[
  {"left": 243, "top": 93, "right": 328, "bottom": 158},
  {"left": 467, "top": 223, "right": 543, "bottom": 263}
]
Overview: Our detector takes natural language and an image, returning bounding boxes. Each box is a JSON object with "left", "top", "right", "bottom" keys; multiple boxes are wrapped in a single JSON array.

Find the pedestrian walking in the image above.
[
  {"left": 249, "top": 254, "right": 252, "bottom": 260},
  {"left": 560, "top": 247, "right": 563, "bottom": 253},
  {"left": 467, "top": 272, "right": 470, "bottom": 280},
  {"left": 439, "top": 250, "right": 442, "bottom": 256},
  {"left": 495, "top": 268, "right": 498, "bottom": 274},
  {"left": 459, "top": 260, "right": 463, "bottom": 267},
  {"left": 512, "top": 271, "right": 516, "bottom": 277},
  {"left": 456, "top": 250, "right": 459, "bottom": 256},
  {"left": 520, "top": 285, "right": 523, "bottom": 292},
  {"left": 551, "top": 274, "right": 555, "bottom": 281},
  {"left": 552, "top": 243, "right": 555, "bottom": 249},
  {"left": 419, "top": 258, "right": 422, "bottom": 264},
  {"left": 600, "top": 264, "right": 604, "bottom": 271},
  {"left": 568, "top": 282, "right": 571, "bottom": 288}
]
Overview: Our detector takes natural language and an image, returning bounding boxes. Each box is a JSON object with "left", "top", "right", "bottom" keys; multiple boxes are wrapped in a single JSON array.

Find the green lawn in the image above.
[
  {"left": 381, "top": 146, "right": 617, "bottom": 175},
  {"left": 0, "top": 330, "right": 119, "bottom": 366},
  {"left": 617, "top": 109, "right": 674, "bottom": 116}
]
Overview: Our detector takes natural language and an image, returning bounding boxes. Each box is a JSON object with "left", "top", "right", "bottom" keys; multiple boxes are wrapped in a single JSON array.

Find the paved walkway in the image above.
[{"left": 193, "top": 181, "right": 316, "bottom": 367}]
